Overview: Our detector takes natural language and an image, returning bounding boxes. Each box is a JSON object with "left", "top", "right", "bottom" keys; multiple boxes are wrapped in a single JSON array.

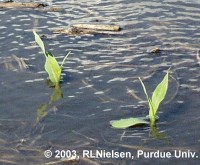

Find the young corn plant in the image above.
[
  {"left": 33, "top": 31, "right": 70, "bottom": 86},
  {"left": 139, "top": 71, "right": 169, "bottom": 126},
  {"left": 111, "top": 71, "right": 169, "bottom": 129}
]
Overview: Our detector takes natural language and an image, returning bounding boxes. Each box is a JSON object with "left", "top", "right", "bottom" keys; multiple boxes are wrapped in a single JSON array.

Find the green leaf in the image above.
[
  {"left": 151, "top": 72, "right": 169, "bottom": 117},
  {"left": 45, "top": 51, "right": 61, "bottom": 85},
  {"left": 139, "top": 77, "right": 154, "bottom": 118},
  {"left": 139, "top": 72, "right": 169, "bottom": 125},
  {"left": 33, "top": 30, "right": 71, "bottom": 85},
  {"left": 60, "top": 51, "right": 71, "bottom": 68},
  {"left": 33, "top": 30, "right": 46, "bottom": 56},
  {"left": 110, "top": 118, "right": 149, "bottom": 129},
  {"left": 33, "top": 31, "right": 61, "bottom": 85}
]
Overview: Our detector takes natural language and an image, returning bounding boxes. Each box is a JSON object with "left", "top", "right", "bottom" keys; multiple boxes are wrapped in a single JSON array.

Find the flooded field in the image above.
[{"left": 0, "top": 0, "right": 200, "bottom": 164}]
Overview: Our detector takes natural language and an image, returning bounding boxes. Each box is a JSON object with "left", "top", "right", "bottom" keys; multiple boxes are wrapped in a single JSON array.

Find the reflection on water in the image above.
[
  {"left": 37, "top": 84, "right": 63, "bottom": 123},
  {"left": 0, "top": 0, "right": 200, "bottom": 164}
]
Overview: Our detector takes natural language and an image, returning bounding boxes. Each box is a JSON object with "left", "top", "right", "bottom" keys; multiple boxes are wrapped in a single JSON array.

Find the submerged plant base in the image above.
[{"left": 150, "top": 125, "right": 168, "bottom": 140}]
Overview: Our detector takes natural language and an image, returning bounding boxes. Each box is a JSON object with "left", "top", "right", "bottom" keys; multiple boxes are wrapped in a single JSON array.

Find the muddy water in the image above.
[{"left": 0, "top": 0, "right": 200, "bottom": 164}]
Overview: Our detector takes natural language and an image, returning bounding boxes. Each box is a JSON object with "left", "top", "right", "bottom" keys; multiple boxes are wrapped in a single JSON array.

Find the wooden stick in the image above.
[
  {"left": 72, "top": 24, "right": 120, "bottom": 31},
  {"left": 52, "top": 27, "right": 121, "bottom": 35},
  {"left": 0, "top": 2, "right": 47, "bottom": 8}
]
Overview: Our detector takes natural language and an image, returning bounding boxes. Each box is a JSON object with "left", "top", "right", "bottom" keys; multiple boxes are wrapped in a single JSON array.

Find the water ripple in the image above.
[{"left": 0, "top": 1, "right": 200, "bottom": 164}]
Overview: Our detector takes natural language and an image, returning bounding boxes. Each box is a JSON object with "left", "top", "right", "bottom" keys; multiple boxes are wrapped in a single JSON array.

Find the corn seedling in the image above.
[
  {"left": 111, "top": 71, "right": 169, "bottom": 129},
  {"left": 139, "top": 71, "right": 169, "bottom": 126},
  {"left": 33, "top": 30, "right": 70, "bottom": 86}
]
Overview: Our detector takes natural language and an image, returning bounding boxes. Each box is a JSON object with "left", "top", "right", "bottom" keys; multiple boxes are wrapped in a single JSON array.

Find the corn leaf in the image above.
[
  {"left": 139, "top": 77, "right": 154, "bottom": 118},
  {"left": 33, "top": 31, "right": 62, "bottom": 85},
  {"left": 151, "top": 72, "right": 169, "bottom": 117},
  {"left": 61, "top": 51, "right": 71, "bottom": 68},
  {"left": 45, "top": 51, "right": 61, "bottom": 85},
  {"left": 111, "top": 118, "right": 149, "bottom": 129},
  {"left": 33, "top": 30, "right": 46, "bottom": 56}
]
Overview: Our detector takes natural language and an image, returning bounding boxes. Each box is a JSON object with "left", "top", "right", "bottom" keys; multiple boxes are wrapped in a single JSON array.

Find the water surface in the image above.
[{"left": 0, "top": 0, "right": 200, "bottom": 164}]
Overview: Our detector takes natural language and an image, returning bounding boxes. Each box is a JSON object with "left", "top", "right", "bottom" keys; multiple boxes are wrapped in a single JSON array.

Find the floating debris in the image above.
[
  {"left": 0, "top": 2, "right": 47, "bottom": 8},
  {"left": 148, "top": 48, "right": 161, "bottom": 53},
  {"left": 72, "top": 23, "right": 120, "bottom": 31},
  {"left": 196, "top": 50, "right": 200, "bottom": 65},
  {"left": 0, "top": 55, "right": 28, "bottom": 71},
  {"left": 52, "top": 23, "right": 121, "bottom": 36},
  {"left": 41, "top": 7, "right": 63, "bottom": 12}
]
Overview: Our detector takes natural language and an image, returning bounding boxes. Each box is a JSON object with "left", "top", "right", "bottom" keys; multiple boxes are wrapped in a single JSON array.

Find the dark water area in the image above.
[{"left": 0, "top": 0, "right": 200, "bottom": 164}]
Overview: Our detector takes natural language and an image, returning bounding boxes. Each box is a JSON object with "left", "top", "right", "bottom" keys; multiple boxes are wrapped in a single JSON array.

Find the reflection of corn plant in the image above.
[
  {"left": 33, "top": 31, "right": 70, "bottom": 86},
  {"left": 37, "top": 85, "right": 63, "bottom": 123},
  {"left": 111, "top": 71, "right": 169, "bottom": 129}
]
